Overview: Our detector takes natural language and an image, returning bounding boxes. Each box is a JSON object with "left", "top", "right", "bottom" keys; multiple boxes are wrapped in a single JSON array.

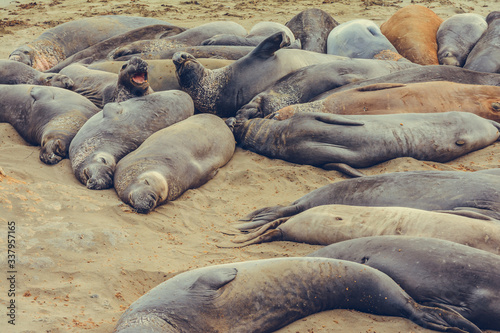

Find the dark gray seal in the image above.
[
  {"left": 233, "top": 112, "right": 500, "bottom": 177},
  {"left": 113, "top": 114, "right": 235, "bottom": 213},
  {"left": 285, "top": 8, "right": 339, "bottom": 53},
  {"left": 0, "top": 84, "right": 99, "bottom": 164},
  {"left": 236, "top": 168, "right": 500, "bottom": 230},
  {"left": 464, "top": 11, "right": 500, "bottom": 73},
  {"left": 69, "top": 90, "right": 194, "bottom": 190},
  {"left": 436, "top": 13, "right": 487, "bottom": 66},
  {"left": 0, "top": 59, "right": 73, "bottom": 88},
  {"left": 308, "top": 236, "right": 500, "bottom": 331},
  {"left": 113, "top": 257, "right": 481, "bottom": 333}
]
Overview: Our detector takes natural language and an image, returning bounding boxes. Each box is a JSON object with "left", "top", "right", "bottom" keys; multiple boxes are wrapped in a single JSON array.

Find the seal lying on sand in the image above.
[
  {"left": 0, "top": 59, "right": 73, "bottom": 88},
  {"left": 0, "top": 84, "right": 99, "bottom": 164},
  {"left": 233, "top": 112, "right": 500, "bottom": 177},
  {"left": 226, "top": 204, "right": 500, "bottom": 255},
  {"left": 236, "top": 169, "right": 500, "bottom": 230},
  {"left": 464, "top": 11, "right": 500, "bottom": 74},
  {"left": 308, "top": 236, "right": 500, "bottom": 330},
  {"left": 114, "top": 257, "right": 481, "bottom": 333},
  {"left": 113, "top": 114, "right": 235, "bottom": 213},
  {"left": 69, "top": 90, "right": 194, "bottom": 190}
]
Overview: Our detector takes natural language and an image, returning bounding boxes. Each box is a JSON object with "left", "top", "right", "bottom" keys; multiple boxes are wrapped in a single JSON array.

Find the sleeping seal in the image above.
[{"left": 464, "top": 11, "right": 500, "bottom": 74}]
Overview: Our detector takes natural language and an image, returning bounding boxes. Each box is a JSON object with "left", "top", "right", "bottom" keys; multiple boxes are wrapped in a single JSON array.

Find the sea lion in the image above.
[
  {"left": 0, "top": 59, "right": 73, "bottom": 88},
  {"left": 113, "top": 257, "right": 481, "bottom": 333},
  {"left": 380, "top": 5, "right": 444, "bottom": 65},
  {"left": 327, "top": 19, "right": 403, "bottom": 60},
  {"left": 0, "top": 84, "right": 99, "bottom": 164},
  {"left": 226, "top": 204, "right": 500, "bottom": 255},
  {"left": 113, "top": 114, "right": 235, "bottom": 213},
  {"left": 273, "top": 81, "right": 500, "bottom": 122},
  {"left": 285, "top": 8, "right": 339, "bottom": 53},
  {"left": 464, "top": 11, "right": 500, "bottom": 74},
  {"left": 436, "top": 13, "right": 487, "bottom": 66},
  {"left": 69, "top": 90, "right": 194, "bottom": 190},
  {"left": 236, "top": 168, "right": 500, "bottom": 230},
  {"left": 108, "top": 21, "right": 248, "bottom": 60},
  {"left": 8, "top": 15, "right": 173, "bottom": 71},
  {"left": 233, "top": 111, "right": 500, "bottom": 177},
  {"left": 308, "top": 236, "right": 500, "bottom": 330},
  {"left": 173, "top": 31, "right": 345, "bottom": 117},
  {"left": 228, "top": 58, "right": 419, "bottom": 126}
]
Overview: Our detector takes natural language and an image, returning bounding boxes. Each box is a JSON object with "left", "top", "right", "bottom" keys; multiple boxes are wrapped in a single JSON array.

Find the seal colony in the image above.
[{"left": 2, "top": 1, "right": 500, "bottom": 333}]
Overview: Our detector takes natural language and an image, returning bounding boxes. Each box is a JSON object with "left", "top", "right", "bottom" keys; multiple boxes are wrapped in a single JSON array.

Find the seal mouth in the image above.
[{"left": 132, "top": 71, "right": 148, "bottom": 85}]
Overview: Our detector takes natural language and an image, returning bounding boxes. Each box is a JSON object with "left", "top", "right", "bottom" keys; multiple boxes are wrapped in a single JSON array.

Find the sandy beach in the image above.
[{"left": 1, "top": 0, "right": 499, "bottom": 332}]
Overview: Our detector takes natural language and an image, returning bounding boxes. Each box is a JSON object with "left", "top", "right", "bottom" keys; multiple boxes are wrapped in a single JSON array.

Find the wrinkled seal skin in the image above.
[
  {"left": 69, "top": 90, "right": 194, "bottom": 190},
  {"left": 308, "top": 236, "right": 500, "bottom": 330},
  {"left": 0, "top": 84, "right": 99, "bottom": 165},
  {"left": 8, "top": 15, "right": 172, "bottom": 71},
  {"left": 113, "top": 114, "right": 235, "bottom": 214},
  {"left": 229, "top": 58, "right": 418, "bottom": 126},
  {"left": 285, "top": 8, "right": 339, "bottom": 53},
  {"left": 236, "top": 169, "right": 500, "bottom": 230},
  {"left": 0, "top": 59, "right": 73, "bottom": 88},
  {"left": 464, "top": 11, "right": 500, "bottom": 74},
  {"left": 108, "top": 21, "right": 248, "bottom": 60},
  {"left": 113, "top": 257, "right": 481, "bottom": 333},
  {"left": 233, "top": 112, "right": 500, "bottom": 177},
  {"left": 275, "top": 81, "right": 500, "bottom": 122},
  {"left": 327, "top": 19, "right": 402, "bottom": 60},
  {"left": 227, "top": 204, "right": 500, "bottom": 255},
  {"left": 173, "top": 31, "right": 345, "bottom": 117},
  {"left": 380, "top": 5, "right": 444, "bottom": 65},
  {"left": 437, "top": 13, "right": 487, "bottom": 67}
]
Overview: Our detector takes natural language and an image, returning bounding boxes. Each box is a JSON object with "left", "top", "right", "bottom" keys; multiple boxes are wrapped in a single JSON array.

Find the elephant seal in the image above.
[
  {"left": 436, "top": 13, "right": 487, "bottom": 66},
  {"left": 0, "top": 84, "right": 99, "bottom": 164},
  {"left": 69, "top": 90, "right": 194, "bottom": 190},
  {"left": 0, "top": 59, "right": 73, "bottom": 88},
  {"left": 308, "top": 236, "right": 500, "bottom": 330},
  {"left": 464, "top": 11, "right": 500, "bottom": 74},
  {"left": 8, "top": 15, "right": 172, "bottom": 71},
  {"left": 228, "top": 58, "right": 418, "bottom": 126},
  {"left": 233, "top": 112, "right": 500, "bottom": 177},
  {"left": 226, "top": 204, "right": 500, "bottom": 255},
  {"left": 327, "top": 19, "right": 402, "bottom": 60},
  {"left": 173, "top": 31, "right": 345, "bottom": 117},
  {"left": 380, "top": 5, "right": 444, "bottom": 65},
  {"left": 113, "top": 114, "right": 235, "bottom": 213},
  {"left": 108, "top": 21, "right": 247, "bottom": 60},
  {"left": 236, "top": 169, "right": 500, "bottom": 230},
  {"left": 274, "top": 81, "right": 500, "bottom": 122},
  {"left": 114, "top": 257, "right": 481, "bottom": 333},
  {"left": 285, "top": 8, "right": 339, "bottom": 53}
]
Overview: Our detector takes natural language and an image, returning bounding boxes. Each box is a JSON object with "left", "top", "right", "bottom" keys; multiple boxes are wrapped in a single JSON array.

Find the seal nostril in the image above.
[{"left": 492, "top": 102, "right": 500, "bottom": 111}]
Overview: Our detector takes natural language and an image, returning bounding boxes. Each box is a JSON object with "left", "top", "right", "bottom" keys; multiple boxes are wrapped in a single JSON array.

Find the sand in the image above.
[{"left": 0, "top": 0, "right": 499, "bottom": 332}]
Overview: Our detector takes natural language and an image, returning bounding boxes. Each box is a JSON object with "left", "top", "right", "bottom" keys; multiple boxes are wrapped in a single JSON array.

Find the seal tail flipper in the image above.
[
  {"left": 233, "top": 218, "right": 288, "bottom": 239},
  {"left": 216, "top": 229, "right": 284, "bottom": 248},
  {"left": 409, "top": 305, "right": 482, "bottom": 333},
  {"left": 250, "top": 31, "right": 291, "bottom": 59},
  {"left": 235, "top": 205, "right": 300, "bottom": 230},
  {"left": 322, "top": 162, "right": 365, "bottom": 178}
]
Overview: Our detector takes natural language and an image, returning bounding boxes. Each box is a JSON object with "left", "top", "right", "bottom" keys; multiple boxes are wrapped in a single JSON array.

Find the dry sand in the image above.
[{"left": 0, "top": 0, "right": 499, "bottom": 332}]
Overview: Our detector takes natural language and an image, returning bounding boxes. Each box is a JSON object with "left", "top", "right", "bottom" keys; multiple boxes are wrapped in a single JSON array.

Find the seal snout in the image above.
[
  {"left": 172, "top": 52, "right": 196, "bottom": 68},
  {"left": 129, "top": 190, "right": 158, "bottom": 214}
]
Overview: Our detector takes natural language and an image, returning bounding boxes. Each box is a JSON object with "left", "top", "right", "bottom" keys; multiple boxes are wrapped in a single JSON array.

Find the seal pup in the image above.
[
  {"left": 380, "top": 5, "right": 444, "bottom": 65},
  {"left": 113, "top": 114, "right": 235, "bottom": 213},
  {"left": 225, "top": 204, "right": 500, "bottom": 255},
  {"left": 236, "top": 169, "right": 500, "bottom": 230},
  {"left": 0, "top": 84, "right": 99, "bottom": 164},
  {"left": 114, "top": 257, "right": 481, "bottom": 333},
  {"left": 436, "top": 13, "right": 487, "bottom": 67},
  {"left": 464, "top": 11, "right": 500, "bottom": 74},
  {"left": 69, "top": 90, "right": 194, "bottom": 190},
  {"left": 0, "top": 59, "right": 73, "bottom": 88},
  {"left": 308, "top": 236, "right": 500, "bottom": 330},
  {"left": 233, "top": 112, "right": 500, "bottom": 177}
]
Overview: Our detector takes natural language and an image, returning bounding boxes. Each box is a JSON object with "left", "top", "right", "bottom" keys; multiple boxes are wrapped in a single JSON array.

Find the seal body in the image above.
[
  {"left": 113, "top": 114, "right": 235, "bottom": 213},
  {"left": 436, "top": 13, "right": 487, "bottom": 66},
  {"left": 0, "top": 59, "right": 73, "bottom": 88},
  {"left": 464, "top": 11, "right": 500, "bottom": 73},
  {"left": 380, "top": 5, "right": 444, "bottom": 65},
  {"left": 69, "top": 90, "right": 194, "bottom": 190},
  {"left": 308, "top": 236, "right": 500, "bottom": 330},
  {"left": 0, "top": 84, "right": 99, "bottom": 164},
  {"left": 114, "top": 257, "right": 481, "bottom": 333},
  {"left": 234, "top": 112, "right": 500, "bottom": 177},
  {"left": 237, "top": 169, "right": 500, "bottom": 230}
]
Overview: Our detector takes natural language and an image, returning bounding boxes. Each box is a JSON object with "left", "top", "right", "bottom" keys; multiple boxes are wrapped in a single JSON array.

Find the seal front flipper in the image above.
[
  {"left": 190, "top": 267, "right": 237, "bottom": 291},
  {"left": 322, "top": 162, "right": 365, "bottom": 178},
  {"left": 309, "top": 112, "right": 365, "bottom": 126},
  {"left": 250, "top": 31, "right": 291, "bottom": 59},
  {"left": 235, "top": 205, "right": 300, "bottom": 230},
  {"left": 410, "top": 305, "right": 482, "bottom": 333},
  {"left": 356, "top": 82, "right": 407, "bottom": 92}
]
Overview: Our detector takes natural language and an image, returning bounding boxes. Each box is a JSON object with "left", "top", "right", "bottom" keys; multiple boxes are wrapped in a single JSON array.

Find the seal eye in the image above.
[
  {"left": 456, "top": 140, "right": 465, "bottom": 146},
  {"left": 121, "top": 64, "right": 127, "bottom": 70},
  {"left": 144, "top": 179, "right": 150, "bottom": 186}
]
